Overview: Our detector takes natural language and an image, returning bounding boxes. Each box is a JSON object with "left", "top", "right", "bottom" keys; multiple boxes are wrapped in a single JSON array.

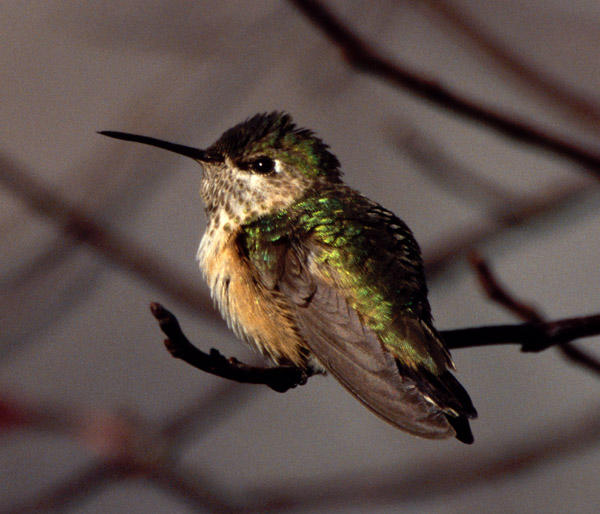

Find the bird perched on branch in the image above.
[{"left": 100, "top": 112, "right": 477, "bottom": 443}]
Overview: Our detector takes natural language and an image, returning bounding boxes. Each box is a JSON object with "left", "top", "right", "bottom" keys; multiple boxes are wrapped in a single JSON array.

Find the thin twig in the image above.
[
  {"left": 8, "top": 461, "right": 122, "bottom": 514},
  {"left": 150, "top": 303, "right": 311, "bottom": 392},
  {"left": 0, "top": 153, "right": 218, "bottom": 321},
  {"left": 392, "top": 121, "right": 590, "bottom": 278},
  {"left": 559, "top": 343, "right": 600, "bottom": 374},
  {"left": 151, "top": 301, "right": 600, "bottom": 386},
  {"left": 289, "top": 0, "right": 600, "bottom": 173},
  {"left": 160, "top": 382, "right": 256, "bottom": 443},
  {"left": 423, "top": 181, "right": 586, "bottom": 277},
  {"left": 442, "top": 315, "right": 600, "bottom": 352},
  {"left": 393, "top": 121, "right": 522, "bottom": 210},
  {"left": 468, "top": 251, "right": 600, "bottom": 372},
  {"left": 146, "top": 464, "right": 239, "bottom": 514},
  {"left": 468, "top": 252, "right": 544, "bottom": 323},
  {"left": 240, "top": 405, "right": 600, "bottom": 512},
  {"left": 423, "top": 0, "right": 600, "bottom": 128}
]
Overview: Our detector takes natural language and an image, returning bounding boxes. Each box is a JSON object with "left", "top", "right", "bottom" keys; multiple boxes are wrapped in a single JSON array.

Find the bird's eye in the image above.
[{"left": 248, "top": 157, "right": 275, "bottom": 174}]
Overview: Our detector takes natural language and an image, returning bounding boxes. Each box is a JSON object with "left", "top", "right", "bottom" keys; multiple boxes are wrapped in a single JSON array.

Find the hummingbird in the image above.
[{"left": 100, "top": 112, "right": 477, "bottom": 443}]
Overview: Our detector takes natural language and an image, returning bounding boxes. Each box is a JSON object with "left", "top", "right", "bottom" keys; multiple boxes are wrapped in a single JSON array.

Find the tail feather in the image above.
[
  {"left": 439, "top": 371, "right": 476, "bottom": 444},
  {"left": 397, "top": 362, "right": 477, "bottom": 443},
  {"left": 445, "top": 412, "right": 474, "bottom": 444},
  {"left": 437, "top": 371, "right": 477, "bottom": 418}
]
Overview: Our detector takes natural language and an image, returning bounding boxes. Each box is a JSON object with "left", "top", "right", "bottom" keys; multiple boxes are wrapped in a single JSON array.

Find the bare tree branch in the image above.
[
  {"left": 422, "top": 0, "right": 600, "bottom": 128},
  {"left": 8, "top": 462, "right": 122, "bottom": 514},
  {"left": 442, "top": 314, "right": 600, "bottom": 352},
  {"left": 5, "top": 288, "right": 599, "bottom": 512},
  {"left": 468, "top": 252, "right": 545, "bottom": 323},
  {"left": 1, "top": 395, "right": 237, "bottom": 514},
  {"left": 151, "top": 303, "right": 312, "bottom": 392},
  {"left": 151, "top": 300, "right": 600, "bottom": 389},
  {"left": 0, "top": 153, "right": 218, "bottom": 322},
  {"left": 391, "top": 122, "right": 590, "bottom": 277},
  {"left": 240, "top": 405, "right": 600, "bottom": 512},
  {"left": 145, "top": 464, "right": 239, "bottom": 514},
  {"left": 160, "top": 382, "right": 255, "bottom": 444},
  {"left": 288, "top": 0, "right": 600, "bottom": 173},
  {"left": 468, "top": 251, "right": 600, "bottom": 373},
  {"left": 5, "top": 4, "right": 600, "bottom": 513}
]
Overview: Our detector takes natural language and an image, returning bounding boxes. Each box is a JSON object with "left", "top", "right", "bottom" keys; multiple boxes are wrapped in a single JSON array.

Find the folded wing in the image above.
[{"left": 278, "top": 244, "right": 457, "bottom": 439}]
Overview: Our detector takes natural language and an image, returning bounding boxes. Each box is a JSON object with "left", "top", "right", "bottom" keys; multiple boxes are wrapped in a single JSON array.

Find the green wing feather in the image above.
[{"left": 242, "top": 187, "right": 476, "bottom": 442}]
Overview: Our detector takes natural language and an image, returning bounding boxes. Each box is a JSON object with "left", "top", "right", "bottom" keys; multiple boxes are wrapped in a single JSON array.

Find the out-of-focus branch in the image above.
[
  {"left": 9, "top": 462, "right": 123, "bottom": 514},
  {"left": 423, "top": 182, "right": 586, "bottom": 277},
  {"left": 468, "top": 252, "right": 600, "bottom": 373},
  {"left": 2, "top": 395, "right": 236, "bottom": 513},
  {"left": 393, "top": 121, "right": 522, "bottom": 210},
  {"left": 240, "top": 405, "right": 600, "bottom": 512},
  {"left": 146, "top": 465, "right": 238, "bottom": 514},
  {"left": 0, "top": 153, "right": 219, "bottom": 322},
  {"left": 468, "top": 252, "right": 544, "bottom": 323},
  {"left": 6, "top": 294, "right": 599, "bottom": 511},
  {"left": 6, "top": 391, "right": 600, "bottom": 512},
  {"left": 393, "top": 121, "right": 589, "bottom": 277},
  {"left": 4, "top": 289, "right": 599, "bottom": 511},
  {"left": 289, "top": 0, "right": 600, "bottom": 173},
  {"left": 422, "top": 0, "right": 600, "bottom": 128}
]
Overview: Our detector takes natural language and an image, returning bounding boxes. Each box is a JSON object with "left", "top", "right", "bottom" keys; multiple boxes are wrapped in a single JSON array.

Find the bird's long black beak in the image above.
[{"left": 98, "top": 131, "right": 209, "bottom": 161}]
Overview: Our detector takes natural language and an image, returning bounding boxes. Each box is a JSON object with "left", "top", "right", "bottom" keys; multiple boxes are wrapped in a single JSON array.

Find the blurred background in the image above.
[{"left": 1, "top": 1, "right": 600, "bottom": 512}]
